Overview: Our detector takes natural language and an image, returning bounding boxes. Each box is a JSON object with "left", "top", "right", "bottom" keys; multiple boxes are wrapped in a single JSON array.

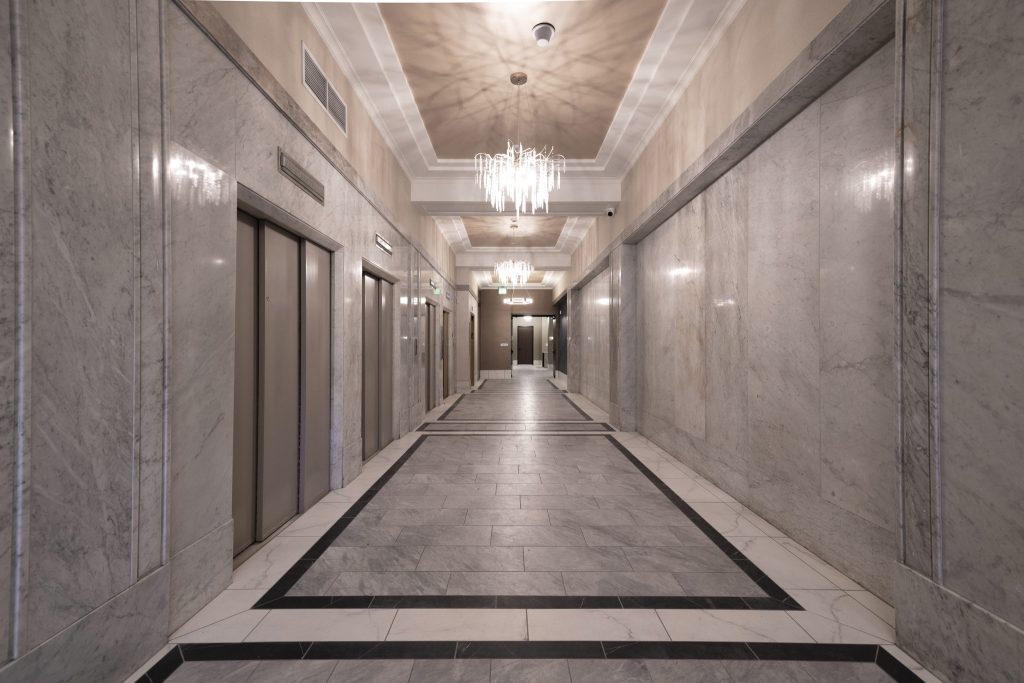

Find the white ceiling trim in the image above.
[
  {"left": 555, "top": 216, "right": 595, "bottom": 252},
  {"left": 308, "top": 0, "right": 743, "bottom": 180}
]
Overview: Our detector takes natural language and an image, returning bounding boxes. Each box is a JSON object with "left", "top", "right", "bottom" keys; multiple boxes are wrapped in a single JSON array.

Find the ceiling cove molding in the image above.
[{"left": 307, "top": 0, "right": 743, "bottom": 180}]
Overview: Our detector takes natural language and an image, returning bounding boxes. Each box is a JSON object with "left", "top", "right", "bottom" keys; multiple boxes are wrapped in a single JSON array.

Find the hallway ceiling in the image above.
[
  {"left": 461, "top": 215, "right": 567, "bottom": 249},
  {"left": 309, "top": 0, "right": 742, "bottom": 215},
  {"left": 377, "top": 0, "right": 667, "bottom": 160}
]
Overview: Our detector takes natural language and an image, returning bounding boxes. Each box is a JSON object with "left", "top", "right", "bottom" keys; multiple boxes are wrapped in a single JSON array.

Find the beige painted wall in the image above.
[
  {"left": 212, "top": 1, "right": 454, "bottom": 278},
  {"left": 571, "top": 0, "right": 849, "bottom": 280}
]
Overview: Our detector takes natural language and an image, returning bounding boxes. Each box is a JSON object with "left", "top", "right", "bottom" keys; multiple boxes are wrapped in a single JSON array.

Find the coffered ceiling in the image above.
[
  {"left": 461, "top": 216, "right": 566, "bottom": 249},
  {"left": 378, "top": 0, "right": 667, "bottom": 160}
]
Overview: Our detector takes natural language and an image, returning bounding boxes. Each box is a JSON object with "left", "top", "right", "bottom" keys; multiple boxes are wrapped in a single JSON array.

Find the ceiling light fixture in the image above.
[
  {"left": 475, "top": 72, "right": 565, "bottom": 219},
  {"left": 504, "top": 297, "right": 534, "bottom": 306},
  {"left": 494, "top": 220, "right": 534, "bottom": 288},
  {"left": 532, "top": 22, "right": 555, "bottom": 47}
]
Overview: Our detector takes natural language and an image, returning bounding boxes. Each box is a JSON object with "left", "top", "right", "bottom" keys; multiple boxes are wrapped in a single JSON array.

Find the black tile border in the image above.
[
  {"left": 138, "top": 641, "right": 925, "bottom": 683},
  {"left": 438, "top": 392, "right": 593, "bottom": 422},
  {"left": 252, "top": 433, "right": 800, "bottom": 611},
  {"left": 416, "top": 422, "right": 615, "bottom": 433}
]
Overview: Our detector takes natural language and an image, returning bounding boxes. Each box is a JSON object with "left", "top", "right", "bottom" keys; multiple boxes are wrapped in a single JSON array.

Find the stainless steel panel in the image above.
[
  {"left": 232, "top": 212, "right": 258, "bottom": 555},
  {"left": 362, "top": 274, "right": 379, "bottom": 459},
  {"left": 378, "top": 280, "right": 393, "bottom": 451},
  {"left": 258, "top": 223, "right": 300, "bottom": 539},
  {"left": 301, "top": 242, "right": 331, "bottom": 510}
]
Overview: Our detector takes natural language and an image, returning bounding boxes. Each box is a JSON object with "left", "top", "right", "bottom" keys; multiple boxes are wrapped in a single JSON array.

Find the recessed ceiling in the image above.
[
  {"left": 378, "top": 0, "right": 668, "bottom": 160},
  {"left": 462, "top": 215, "right": 567, "bottom": 248},
  {"left": 490, "top": 270, "right": 547, "bottom": 286}
]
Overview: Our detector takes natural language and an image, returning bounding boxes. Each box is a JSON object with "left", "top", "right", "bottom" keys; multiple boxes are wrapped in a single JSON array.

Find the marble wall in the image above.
[
  {"left": 579, "top": 270, "right": 612, "bottom": 412},
  {"left": 634, "top": 43, "right": 898, "bottom": 598},
  {"left": 893, "top": 1, "right": 1024, "bottom": 680},
  {"left": 0, "top": 1, "right": 455, "bottom": 680}
]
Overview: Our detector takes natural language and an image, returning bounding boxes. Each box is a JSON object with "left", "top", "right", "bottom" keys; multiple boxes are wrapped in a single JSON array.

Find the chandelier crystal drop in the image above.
[
  {"left": 494, "top": 258, "right": 534, "bottom": 288},
  {"left": 475, "top": 72, "right": 566, "bottom": 219}
]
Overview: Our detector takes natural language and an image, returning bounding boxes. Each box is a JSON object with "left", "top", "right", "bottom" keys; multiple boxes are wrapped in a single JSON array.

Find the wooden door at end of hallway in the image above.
[{"left": 516, "top": 325, "right": 534, "bottom": 366}]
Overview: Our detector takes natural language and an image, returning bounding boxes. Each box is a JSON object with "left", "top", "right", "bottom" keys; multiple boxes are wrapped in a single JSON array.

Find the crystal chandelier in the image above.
[
  {"left": 475, "top": 72, "right": 565, "bottom": 219},
  {"left": 494, "top": 258, "right": 533, "bottom": 288}
]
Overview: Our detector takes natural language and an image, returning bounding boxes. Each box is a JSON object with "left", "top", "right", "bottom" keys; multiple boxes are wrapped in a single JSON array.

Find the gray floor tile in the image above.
[
  {"left": 318, "top": 545, "right": 424, "bottom": 571},
  {"left": 796, "top": 661, "right": 894, "bottom": 682},
  {"left": 623, "top": 546, "right": 740, "bottom": 573},
  {"left": 247, "top": 660, "right": 337, "bottom": 683},
  {"left": 720, "top": 661, "right": 817, "bottom": 682},
  {"left": 580, "top": 525, "right": 695, "bottom": 547},
  {"left": 547, "top": 508, "right": 637, "bottom": 527},
  {"left": 465, "top": 509, "right": 550, "bottom": 526},
  {"left": 644, "top": 659, "right": 730, "bottom": 682},
  {"left": 491, "top": 525, "right": 587, "bottom": 547},
  {"left": 489, "top": 658, "right": 571, "bottom": 683},
  {"left": 327, "top": 660, "right": 414, "bottom": 683},
  {"left": 475, "top": 473, "right": 542, "bottom": 484},
  {"left": 537, "top": 472, "right": 607, "bottom": 484},
  {"left": 562, "top": 571, "right": 687, "bottom": 596},
  {"left": 443, "top": 495, "right": 521, "bottom": 509},
  {"left": 365, "top": 495, "right": 446, "bottom": 510},
  {"left": 331, "top": 524, "right": 403, "bottom": 547},
  {"left": 524, "top": 546, "right": 632, "bottom": 571},
  {"left": 327, "top": 571, "right": 450, "bottom": 595},
  {"left": 417, "top": 545, "right": 525, "bottom": 571},
  {"left": 673, "top": 571, "right": 767, "bottom": 597},
  {"left": 400, "top": 483, "right": 499, "bottom": 496},
  {"left": 446, "top": 570, "right": 565, "bottom": 595},
  {"left": 495, "top": 483, "right": 569, "bottom": 496},
  {"left": 596, "top": 496, "right": 682, "bottom": 513},
  {"left": 520, "top": 495, "right": 599, "bottom": 509},
  {"left": 395, "top": 525, "right": 493, "bottom": 546},
  {"left": 628, "top": 508, "right": 706, "bottom": 527},
  {"left": 409, "top": 659, "right": 491, "bottom": 683},
  {"left": 378, "top": 509, "right": 469, "bottom": 526},
  {"left": 167, "top": 661, "right": 259, "bottom": 683},
  {"left": 568, "top": 659, "right": 654, "bottom": 682}
]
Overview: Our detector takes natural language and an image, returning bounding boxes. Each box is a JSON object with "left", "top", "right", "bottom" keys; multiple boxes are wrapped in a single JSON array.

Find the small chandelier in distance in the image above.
[
  {"left": 475, "top": 72, "right": 565, "bottom": 219},
  {"left": 494, "top": 258, "right": 533, "bottom": 288}
]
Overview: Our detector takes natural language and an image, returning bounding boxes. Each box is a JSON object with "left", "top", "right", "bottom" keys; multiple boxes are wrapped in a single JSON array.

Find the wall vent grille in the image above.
[
  {"left": 302, "top": 45, "right": 347, "bottom": 136},
  {"left": 327, "top": 83, "right": 347, "bottom": 135},
  {"left": 302, "top": 48, "right": 328, "bottom": 108}
]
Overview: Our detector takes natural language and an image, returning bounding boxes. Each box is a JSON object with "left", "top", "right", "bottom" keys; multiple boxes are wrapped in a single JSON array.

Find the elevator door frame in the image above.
[
  {"left": 233, "top": 194, "right": 340, "bottom": 560},
  {"left": 425, "top": 301, "right": 437, "bottom": 411},
  {"left": 441, "top": 309, "right": 451, "bottom": 399}
]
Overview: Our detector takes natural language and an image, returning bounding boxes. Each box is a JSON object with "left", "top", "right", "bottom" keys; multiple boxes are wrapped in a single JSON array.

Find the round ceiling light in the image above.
[{"left": 532, "top": 22, "right": 555, "bottom": 48}]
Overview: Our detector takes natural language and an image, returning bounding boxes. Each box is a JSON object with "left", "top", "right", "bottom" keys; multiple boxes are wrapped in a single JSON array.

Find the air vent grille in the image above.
[
  {"left": 302, "top": 45, "right": 348, "bottom": 136},
  {"left": 303, "top": 48, "right": 328, "bottom": 109},
  {"left": 327, "top": 83, "right": 347, "bottom": 134}
]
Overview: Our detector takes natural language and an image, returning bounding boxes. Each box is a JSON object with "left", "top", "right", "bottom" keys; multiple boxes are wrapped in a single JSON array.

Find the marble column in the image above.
[
  {"left": 608, "top": 245, "right": 637, "bottom": 431},
  {"left": 566, "top": 287, "right": 582, "bottom": 394}
]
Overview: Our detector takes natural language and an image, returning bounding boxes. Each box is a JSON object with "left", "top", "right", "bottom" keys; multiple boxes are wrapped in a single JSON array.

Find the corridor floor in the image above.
[{"left": 132, "top": 379, "right": 940, "bottom": 683}]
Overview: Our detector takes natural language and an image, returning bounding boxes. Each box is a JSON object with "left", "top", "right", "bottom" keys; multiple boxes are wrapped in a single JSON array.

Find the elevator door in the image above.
[
  {"left": 233, "top": 212, "right": 332, "bottom": 556},
  {"left": 469, "top": 313, "right": 476, "bottom": 387},
  {"left": 259, "top": 224, "right": 301, "bottom": 538},
  {"left": 302, "top": 242, "right": 331, "bottom": 509},
  {"left": 442, "top": 310, "right": 451, "bottom": 399},
  {"left": 425, "top": 302, "right": 437, "bottom": 410},
  {"left": 362, "top": 273, "right": 393, "bottom": 460},
  {"left": 233, "top": 213, "right": 259, "bottom": 554}
]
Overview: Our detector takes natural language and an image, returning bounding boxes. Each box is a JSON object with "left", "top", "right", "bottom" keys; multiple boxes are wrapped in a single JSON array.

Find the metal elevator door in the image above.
[
  {"left": 258, "top": 223, "right": 301, "bottom": 539},
  {"left": 302, "top": 242, "right": 331, "bottom": 509},
  {"left": 425, "top": 302, "right": 437, "bottom": 411},
  {"left": 362, "top": 273, "right": 393, "bottom": 460},
  {"left": 233, "top": 212, "right": 332, "bottom": 556}
]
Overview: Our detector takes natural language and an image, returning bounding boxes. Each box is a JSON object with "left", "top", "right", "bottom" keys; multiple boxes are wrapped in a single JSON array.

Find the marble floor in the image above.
[{"left": 131, "top": 378, "right": 940, "bottom": 683}]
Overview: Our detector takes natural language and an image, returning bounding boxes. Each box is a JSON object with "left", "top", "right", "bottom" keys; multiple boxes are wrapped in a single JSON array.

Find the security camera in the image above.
[{"left": 606, "top": 207, "right": 615, "bottom": 217}]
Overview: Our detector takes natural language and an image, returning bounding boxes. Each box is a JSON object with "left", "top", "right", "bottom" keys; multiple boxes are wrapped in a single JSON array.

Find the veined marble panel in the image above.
[
  {"left": 936, "top": 0, "right": 1024, "bottom": 629},
  {"left": 638, "top": 197, "right": 706, "bottom": 439},
  {"left": 24, "top": 0, "right": 136, "bottom": 648},
  {"left": 0, "top": 0, "right": 15, "bottom": 653},
  {"left": 818, "top": 43, "right": 897, "bottom": 531},
  {"left": 579, "top": 269, "right": 611, "bottom": 412},
  {"left": 745, "top": 101, "right": 822, "bottom": 490}
]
